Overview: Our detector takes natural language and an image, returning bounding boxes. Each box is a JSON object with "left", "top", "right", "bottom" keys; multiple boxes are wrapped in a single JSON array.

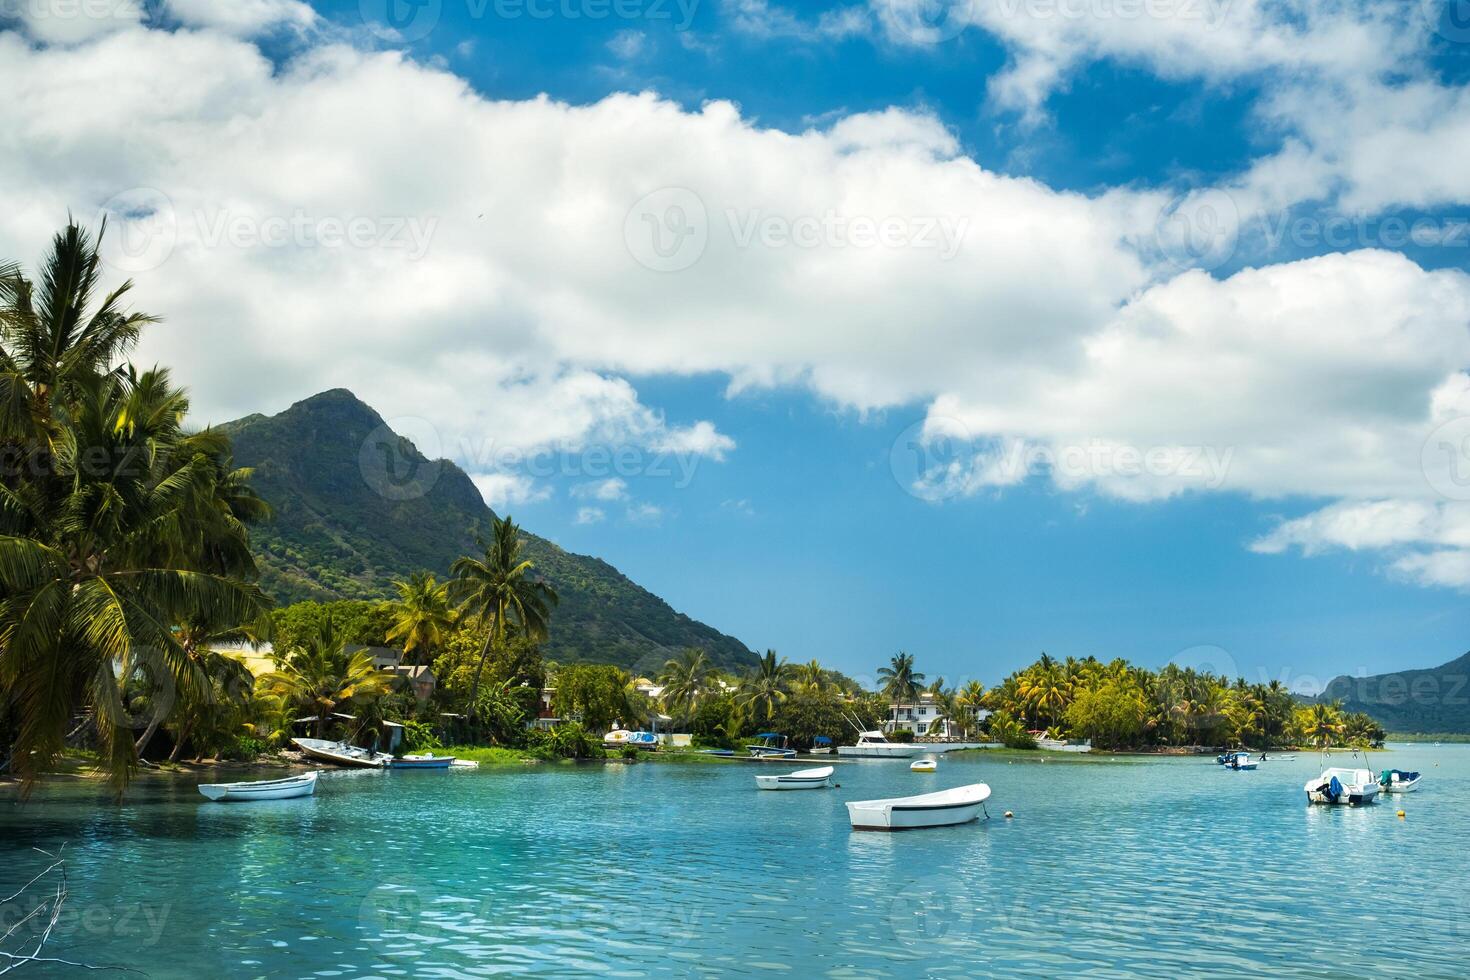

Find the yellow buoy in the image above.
[{"left": 1397, "top": 810, "right": 1406, "bottom": 818}]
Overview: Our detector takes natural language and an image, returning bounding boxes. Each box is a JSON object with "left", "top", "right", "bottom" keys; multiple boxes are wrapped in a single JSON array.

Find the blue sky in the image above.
[{"left": 7, "top": 0, "right": 1470, "bottom": 687}]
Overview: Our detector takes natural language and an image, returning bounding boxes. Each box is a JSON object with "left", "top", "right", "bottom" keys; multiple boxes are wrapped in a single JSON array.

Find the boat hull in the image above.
[
  {"left": 836, "top": 744, "right": 925, "bottom": 759},
  {"left": 1382, "top": 778, "right": 1420, "bottom": 793},
  {"left": 199, "top": 771, "right": 318, "bottom": 802},
  {"left": 846, "top": 783, "right": 992, "bottom": 831},
  {"left": 292, "top": 738, "right": 392, "bottom": 768},
  {"left": 389, "top": 756, "right": 455, "bottom": 769},
  {"left": 755, "top": 766, "right": 833, "bottom": 791}
]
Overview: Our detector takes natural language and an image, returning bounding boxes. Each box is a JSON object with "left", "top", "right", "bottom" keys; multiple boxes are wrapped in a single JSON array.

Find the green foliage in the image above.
[
  {"left": 768, "top": 691, "right": 850, "bottom": 749},
  {"left": 399, "top": 719, "right": 442, "bottom": 752},
  {"left": 889, "top": 728, "right": 915, "bottom": 743},
  {"left": 552, "top": 663, "right": 645, "bottom": 734},
  {"left": 985, "top": 710, "right": 1036, "bottom": 749},
  {"left": 271, "top": 600, "right": 396, "bottom": 653},
  {"left": 527, "top": 722, "right": 604, "bottom": 759}
]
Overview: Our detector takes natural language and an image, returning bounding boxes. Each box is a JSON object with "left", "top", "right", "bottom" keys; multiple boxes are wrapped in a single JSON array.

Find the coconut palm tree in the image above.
[
  {"left": 1301, "top": 702, "right": 1346, "bottom": 750},
  {"left": 790, "top": 659, "right": 828, "bottom": 694},
  {"left": 877, "top": 652, "right": 924, "bottom": 703},
  {"left": 386, "top": 572, "right": 454, "bottom": 672},
  {"left": 449, "top": 515, "right": 558, "bottom": 725},
  {"left": 256, "top": 623, "right": 393, "bottom": 740},
  {"left": 737, "top": 650, "right": 788, "bottom": 722},
  {"left": 656, "top": 647, "right": 713, "bottom": 724}
]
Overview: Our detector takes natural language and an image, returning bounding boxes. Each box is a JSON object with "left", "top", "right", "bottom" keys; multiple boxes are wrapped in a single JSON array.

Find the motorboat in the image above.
[
  {"left": 1034, "top": 733, "right": 1092, "bottom": 752},
  {"left": 746, "top": 733, "right": 797, "bottom": 759},
  {"left": 624, "top": 731, "right": 659, "bottom": 750},
  {"left": 836, "top": 731, "right": 924, "bottom": 759},
  {"left": 291, "top": 737, "right": 392, "bottom": 768},
  {"left": 699, "top": 748, "right": 735, "bottom": 757},
  {"left": 754, "top": 766, "right": 834, "bottom": 790},
  {"left": 810, "top": 736, "right": 835, "bottom": 754},
  {"left": 389, "top": 754, "right": 456, "bottom": 769},
  {"left": 910, "top": 759, "right": 937, "bottom": 772},
  {"left": 1379, "top": 769, "right": 1422, "bottom": 793},
  {"left": 1223, "top": 751, "right": 1257, "bottom": 771},
  {"left": 198, "top": 770, "right": 319, "bottom": 802},
  {"left": 1305, "top": 768, "right": 1380, "bottom": 805},
  {"left": 603, "top": 729, "right": 632, "bottom": 748},
  {"left": 846, "top": 783, "right": 992, "bottom": 831}
]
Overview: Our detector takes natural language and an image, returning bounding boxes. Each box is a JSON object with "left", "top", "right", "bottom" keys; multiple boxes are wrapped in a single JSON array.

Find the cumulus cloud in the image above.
[
  {"left": 575, "top": 506, "right": 607, "bottom": 525},
  {"left": 471, "top": 472, "right": 552, "bottom": 510},
  {"left": 4, "top": 19, "right": 1470, "bottom": 586},
  {"left": 573, "top": 478, "right": 629, "bottom": 501}
]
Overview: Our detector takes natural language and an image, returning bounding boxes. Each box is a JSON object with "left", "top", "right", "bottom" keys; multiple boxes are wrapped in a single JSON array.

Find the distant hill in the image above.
[
  {"left": 222, "top": 389, "right": 756, "bottom": 674},
  {"left": 1319, "top": 651, "right": 1470, "bottom": 734}
]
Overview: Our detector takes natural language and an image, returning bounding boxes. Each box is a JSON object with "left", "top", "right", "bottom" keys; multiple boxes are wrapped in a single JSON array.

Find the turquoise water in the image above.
[{"left": 3, "top": 745, "right": 1468, "bottom": 978}]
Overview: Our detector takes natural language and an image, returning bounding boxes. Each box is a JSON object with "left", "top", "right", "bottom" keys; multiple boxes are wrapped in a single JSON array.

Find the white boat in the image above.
[
  {"left": 1035, "top": 734, "right": 1092, "bottom": 752},
  {"left": 846, "top": 783, "right": 992, "bottom": 831},
  {"left": 910, "top": 759, "right": 937, "bottom": 772},
  {"left": 603, "top": 729, "right": 632, "bottom": 748},
  {"left": 292, "top": 737, "right": 392, "bottom": 768},
  {"left": 1304, "top": 768, "right": 1380, "bottom": 805},
  {"left": 1223, "top": 751, "right": 1258, "bottom": 771},
  {"left": 1379, "top": 769, "right": 1422, "bottom": 793},
  {"left": 754, "top": 766, "right": 834, "bottom": 790},
  {"left": 389, "top": 754, "right": 456, "bottom": 769},
  {"left": 836, "top": 731, "right": 924, "bottom": 759},
  {"left": 198, "top": 770, "right": 318, "bottom": 802}
]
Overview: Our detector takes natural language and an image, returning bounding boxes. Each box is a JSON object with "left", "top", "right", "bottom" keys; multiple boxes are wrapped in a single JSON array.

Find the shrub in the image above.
[
  {"left": 224, "top": 736, "right": 270, "bottom": 761},
  {"left": 889, "top": 728, "right": 915, "bottom": 743},
  {"left": 399, "top": 719, "right": 442, "bottom": 753}
]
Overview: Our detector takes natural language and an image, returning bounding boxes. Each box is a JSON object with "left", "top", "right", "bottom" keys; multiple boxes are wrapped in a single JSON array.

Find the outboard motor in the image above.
[{"left": 1327, "top": 775, "right": 1343, "bottom": 803}]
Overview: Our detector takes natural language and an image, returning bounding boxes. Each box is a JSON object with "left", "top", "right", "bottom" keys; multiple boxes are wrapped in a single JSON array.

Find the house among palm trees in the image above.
[
  {"left": 885, "top": 692, "right": 989, "bottom": 738},
  {"left": 345, "top": 645, "right": 437, "bottom": 701}
]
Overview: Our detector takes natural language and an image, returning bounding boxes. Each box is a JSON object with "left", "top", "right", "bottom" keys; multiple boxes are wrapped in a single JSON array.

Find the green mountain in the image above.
[
  {"left": 222, "top": 389, "right": 756, "bottom": 674},
  {"left": 1319, "top": 651, "right": 1470, "bottom": 734}
]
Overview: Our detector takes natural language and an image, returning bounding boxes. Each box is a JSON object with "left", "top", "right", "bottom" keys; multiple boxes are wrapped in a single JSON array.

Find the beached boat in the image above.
[
  {"left": 746, "top": 733, "right": 797, "bottom": 759},
  {"left": 390, "top": 754, "right": 456, "bottom": 769},
  {"left": 603, "top": 729, "right": 632, "bottom": 748},
  {"left": 1223, "top": 751, "right": 1257, "bottom": 770},
  {"left": 292, "top": 737, "right": 392, "bottom": 768},
  {"left": 699, "top": 748, "right": 735, "bottom": 757},
  {"left": 910, "top": 759, "right": 937, "bottom": 772},
  {"left": 198, "top": 771, "right": 318, "bottom": 802},
  {"left": 754, "top": 766, "right": 834, "bottom": 790},
  {"left": 1379, "top": 769, "right": 1422, "bottom": 793},
  {"left": 846, "top": 783, "right": 992, "bottom": 831},
  {"left": 624, "top": 731, "right": 659, "bottom": 750},
  {"left": 1304, "top": 768, "right": 1380, "bottom": 805},
  {"left": 836, "top": 731, "right": 924, "bottom": 759},
  {"left": 810, "top": 736, "right": 835, "bottom": 754}
]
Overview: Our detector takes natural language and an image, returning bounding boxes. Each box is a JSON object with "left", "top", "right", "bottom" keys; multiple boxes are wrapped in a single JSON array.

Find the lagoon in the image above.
[{"left": 3, "top": 745, "right": 1468, "bottom": 978}]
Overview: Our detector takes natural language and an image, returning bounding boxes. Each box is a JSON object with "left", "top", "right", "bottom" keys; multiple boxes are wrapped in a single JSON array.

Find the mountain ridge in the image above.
[
  {"left": 1319, "top": 651, "right": 1470, "bottom": 733},
  {"left": 222, "top": 389, "right": 757, "bottom": 674}
]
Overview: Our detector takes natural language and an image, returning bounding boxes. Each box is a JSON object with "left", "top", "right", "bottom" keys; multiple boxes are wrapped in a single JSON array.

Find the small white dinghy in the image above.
[
  {"left": 1304, "top": 767, "right": 1379, "bottom": 806},
  {"left": 1379, "top": 769, "right": 1422, "bottom": 793},
  {"left": 755, "top": 766, "right": 834, "bottom": 790},
  {"left": 846, "top": 783, "right": 991, "bottom": 831},
  {"left": 910, "top": 759, "right": 937, "bottom": 773},
  {"left": 292, "top": 737, "right": 392, "bottom": 768},
  {"left": 198, "top": 771, "right": 318, "bottom": 802}
]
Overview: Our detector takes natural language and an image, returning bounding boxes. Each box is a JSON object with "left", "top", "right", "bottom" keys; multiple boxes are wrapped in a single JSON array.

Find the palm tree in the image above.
[
  {"left": 656, "top": 648, "right": 713, "bottom": 724},
  {"left": 449, "top": 515, "right": 558, "bottom": 725},
  {"left": 256, "top": 623, "right": 393, "bottom": 740},
  {"left": 386, "top": 572, "right": 454, "bottom": 672},
  {"left": 1301, "top": 702, "right": 1346, "bottom": 750},
  {"left": 737, "top": 650, "right": 788, "bottom": 722},
  {"left": 790, "top": 659, "right": 828, "bottom": 694},
  {"left": 877, "top": 652, "right": 924, "bottom": 703},
  {"left": 163, "top": 648, "right": 256, "bottom": 763}
]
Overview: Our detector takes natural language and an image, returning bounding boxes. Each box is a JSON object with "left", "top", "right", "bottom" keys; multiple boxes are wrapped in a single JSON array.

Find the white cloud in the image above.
[
  {"left": 5, "top": 21, "right": 1470, "bottom": 586},
  {"left": 606, "top": 29, "right": 647, "bottom": 59},
  {"left": 165, "top": 0, "right": 317, "bottom": 35},
  {"left": 573, "top": 478, "right": 629, "bottom": 501},
  {"left": 626, "top": 502, "right": 664, "bottom": 524},
  {"left": 574, "top": 506, "right": 606, "bottom": 525},
  {"left": 471, "top": 472, "right": 552, "bottom": 510},
  {"left": 724, "top": 0, "right": 869, "bottom": 41}
]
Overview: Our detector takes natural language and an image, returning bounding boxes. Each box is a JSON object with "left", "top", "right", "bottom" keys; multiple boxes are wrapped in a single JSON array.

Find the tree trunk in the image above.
[
  {"left": 466, "top": 630, "right": 496, "bottom": 724},
  {"left": 134, "top": 711, "right": 165, "bottom": 758},
  {"left": 167, "top": 720, "right": 194, "bottom": 763}
]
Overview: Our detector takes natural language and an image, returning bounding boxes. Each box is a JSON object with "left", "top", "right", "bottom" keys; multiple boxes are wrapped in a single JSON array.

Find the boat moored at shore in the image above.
[
  {"left": 836, "top": 731, "right": 924, "bottom": 759},
  {"left": 389, "top": 754, "right": 456, "bottom": 769},
  {"left": 746, "top": 733, "right": 797, "bottom": 758},
  {"left": 292, "top": 737, "right": 392, "bottom": 768}
]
